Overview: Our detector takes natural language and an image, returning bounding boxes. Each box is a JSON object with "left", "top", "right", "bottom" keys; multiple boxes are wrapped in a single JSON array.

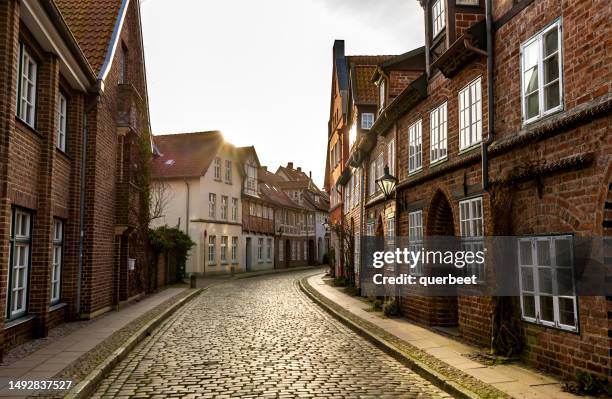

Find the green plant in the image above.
[
  {"left": 372, "top": 299, "right": 383, "bottom": 311},
  {"left": 564, "top": 371, "right": 610, "bottom": 396},
  {"left": 382, "top": 299, "right": 399, "bottom": 316},
  {"left": 344, "top": 285, "right": 359, "bottom": 296},
  {"left": 149, "top": 226, "right": 195, "bottom": 282},
  {"left": 333, "top": 276, "right": 348, "bottom": 287},
  {"left": 322, "top": 252, "right": 330, "bottom": 265}
]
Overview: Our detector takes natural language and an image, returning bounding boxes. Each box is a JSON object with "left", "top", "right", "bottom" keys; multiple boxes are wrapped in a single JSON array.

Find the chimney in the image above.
[
  {"left": 333, "top": 39, "right": 345, "bottom": 61},
  {"left": 297, "top": 167, "right": 302, "bottom": 173},
  {"left": 309, "top": 171, "right": 312, "bottom": 180},
  {"left": 287, "top": 162, "right": 293, "bottom": 169}
]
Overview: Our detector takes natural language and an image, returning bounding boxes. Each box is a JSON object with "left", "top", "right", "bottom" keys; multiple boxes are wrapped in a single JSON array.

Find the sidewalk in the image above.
[
  {"left": 0, "top": 287, "right": 195, "bottom": 398},
  {"left": 305, "top": 273, "right": 583, "bottom": 399}
]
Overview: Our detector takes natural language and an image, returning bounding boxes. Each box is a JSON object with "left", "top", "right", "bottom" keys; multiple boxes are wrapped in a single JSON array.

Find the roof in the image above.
[
  {"left": 276, "top": 166, "right": 309, "bottom": 181},
  {"left": 55, "top": 0, "right": 123, "bottom": 73},
  {"left": 151, "top": 131, "right": 225, "bottom": 179},
  {"left": 351, "top": 65, "right": 378, "bottom": 105},
  {"left": 258, "top": 168, "right": 304, "bottom": 210}
]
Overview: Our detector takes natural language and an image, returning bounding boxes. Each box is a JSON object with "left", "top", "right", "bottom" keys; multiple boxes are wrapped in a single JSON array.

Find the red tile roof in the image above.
[
  {"left": 347, "top": 55, "right": 395, "bottom": 105},
  {"left": 152, "top": 131, "right": 225, "bottom": 179},
  {"left": 55, "top": 0, "right": 123, "bottom": 73},
  {"left": 258, "top": 169, "right": 303, "bottom": 210}
]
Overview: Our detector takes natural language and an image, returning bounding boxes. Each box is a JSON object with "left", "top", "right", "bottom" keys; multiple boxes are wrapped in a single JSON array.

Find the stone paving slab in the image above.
[
  {"left": 306, "top": 273, "right": 585, "bottom": 399},
  {"left": 0, "top": 287, "right": 188, "bottom": 398}
]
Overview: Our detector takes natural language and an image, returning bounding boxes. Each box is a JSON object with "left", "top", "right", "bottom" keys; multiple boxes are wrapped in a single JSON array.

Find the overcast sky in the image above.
[{"left": 140, "top": 0, "right": 424, "bottom": 187}]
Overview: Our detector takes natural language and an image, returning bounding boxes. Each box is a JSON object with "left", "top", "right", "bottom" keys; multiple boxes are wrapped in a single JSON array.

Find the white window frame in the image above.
[
  {"left": 209, "top": 193, "right": 216, "bottom": 219},
  {"left": 518, "top": 235, "right": 577, "bottom": 332},
  {"left": 408, "top": 119, "right": 423, "bottom": 173},
  {"left": 303, "top": 240, "right": 307, "bottom": 260},
  {"left": 432, "top": 0, "right": 446, "bottom": 38},
  {"left": 221, "top": 196, "right": 228, "bottom": 220},
  {"left": 208, "top": 236, "right": 216, "bottom": 265},
  {"left": 8, "top": 209, "right": 32, "bottom": 319},
  {"left": 279, "top": 240, "right": 284, "bottom": 262},
  {"left": 213, "top": 157, "right": 221, "bottom": 180},
  {"left": 459, "top": 77, "right": 482, "bottom": 150},
  {"left": 231, "top": 198, "right": 238, "bottom": 221},
  {"left": 430, "top": 102, "right": 448, "bottom": 164},
  {"left": 257, "top": 238, "right": 264, "bottom": 261},
  {"left": 520, "top": 19, "right": 563, "bottom": 125},
  {"left": 220, "top": 236, "right": 228, "bottom": 263},
  {"left": 459, "top": 197, "right": 485, "bottom": 282},
  {"left": 51, "top": 219, "right": 63, "bottom": 304},
  {"left": 17, "top": 44, "right": 38, "bottom": 128},
  {"left": 224, "top": 160, "right": 232, "bottom": 183},
  {"left": 231, "top": 237, "right": 238, "bottom": 262},
  {"left": 378, "top": 78, "right": 386, "bottom": 110},
  {"left": 361, "top": 113, "right": 375, "bottom": 130},
  {"left": 408, "top": 210, "right": 424, "bottom": 276},
  {"left": 354, "top": 168, "right": 361, "bottom": 208},
  {"left": 369, "top": 161, "right": 377, "bottom": 195},
  {"left": 56, "top": 93, "right": 67, "bottom": 152},
  {"left": 387, "top": 139, "right": 396, "bottom": 176},
  {"left": 267, "top": 238, "right": 272, "bottom": 260}
]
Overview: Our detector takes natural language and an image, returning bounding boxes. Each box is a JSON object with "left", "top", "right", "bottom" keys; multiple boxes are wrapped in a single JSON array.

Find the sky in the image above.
[{"left": 140, "top": 0, "right": 424, "bottom": 188}]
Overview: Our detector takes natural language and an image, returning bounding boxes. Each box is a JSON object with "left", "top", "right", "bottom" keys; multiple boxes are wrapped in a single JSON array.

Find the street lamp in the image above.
[
  {"left": 376, "top": 166, "right": 398, "bottom": 199},
  {"left": 322, "top": 218, "right": 330, "bottom": 232}
]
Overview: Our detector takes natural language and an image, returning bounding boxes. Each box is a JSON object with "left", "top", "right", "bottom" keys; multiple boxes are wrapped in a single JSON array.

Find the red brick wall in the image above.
[{"left": 388, "top": 70, "right": 422, "bottom": 100}]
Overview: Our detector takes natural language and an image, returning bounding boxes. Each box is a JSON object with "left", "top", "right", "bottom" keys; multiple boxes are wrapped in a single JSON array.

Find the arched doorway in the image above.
[{"left": 404, "top": 190, "right": 458, "bottom": 327}]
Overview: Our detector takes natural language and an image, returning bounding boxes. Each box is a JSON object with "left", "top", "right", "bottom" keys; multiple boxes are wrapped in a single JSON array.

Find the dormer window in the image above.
[
  {"left": 246, "top": 164, "right": 257, "bottom": 191},
  {"left": 377, "top": 78, "right": 386, "bottom": 110},
  {"left": 432, "top": 0, "right": 446, "bottom": 38},
  {"left": 361, "top": 113, "right": 375, "bottom": 130}
]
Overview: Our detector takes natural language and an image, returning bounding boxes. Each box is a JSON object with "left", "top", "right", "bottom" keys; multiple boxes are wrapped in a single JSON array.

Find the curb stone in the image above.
[
  {"left": 299, "top": 275, "right": 511, "bottom": 399},
  {"left": 63, "top": 288, "right": 203, "bottom": 399}
]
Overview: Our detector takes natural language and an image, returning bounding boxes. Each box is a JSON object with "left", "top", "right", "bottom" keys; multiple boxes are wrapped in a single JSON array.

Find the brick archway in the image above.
[{"left": 426, "top": 190, "right": 455, "bottom": 236}]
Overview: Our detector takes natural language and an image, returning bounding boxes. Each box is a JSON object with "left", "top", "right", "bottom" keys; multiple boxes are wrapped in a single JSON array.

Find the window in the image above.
[
  {"left": 354, "top": 235, "right": 360, "bottom": 272},
  {"left": 249, "top": 203, "right": 256, "bottom": 216},
  {"left": 521, "top": 20, "right": 563, "bottom": 123},
  {"left": 344, "top": 184, "right": 350, "bottom": 214},
  {"left": 8, "top": 209, "right": 31, "bottom": 318},
  {"left": 119, "top": 45, "right": 128, "bottom": 84},
  {"left": 378, "top": 79, "right": 386, "bottom": 109},
  {"left": 257, "top": 204, "right": 262, "bottom": 218},
  {"left": 247, "top": 165, "right": 257, "bottom": 191},
  {"left": 354, "top": 168, "right": 361, "bottom": 208},
  {"left": 220, "top": 196, "right": 228, "bottom": 220},
  {"left": 303, "top": 240, "right": 307, "bottom": 260},
  {"left": 361, "top": 113, "right": 375, "bottom": 129},
  {"left": 459, "top": 197, "right": 485, "bottom": 281},
  {"left": 376, "top": 153, "right": 384, "bottom": 184},
  {"left": 409, "top": 120, "right": 423, "bottom": 173},
  {"left": 51, "top": 219, "right": 63, "bottom": 304},
  {"left": 292, "top": 241, "right": 297, "bottom": 261},
  {"left": 231, "top": 198, "right": 238, "bottom": 221},
  {"left": 367, "top": 221, "right": 375, "bottom": 237},
  {"left": 209, "top": 193, "right": 216, "bottom": 218},
  {"left": 279, "top": 241, "right": 284, "bottom": 262},
  {"left": 408, "top": 211, "right": 424, "bottom": 275},
  {"left": 518, "top": 236, "right": 576, "bottom": 331},
  {"left": 432, "top": 0, "right": 446, "bottom": 37},
  {"left": 386, "top": 216, "right": 396, "bottom": 271},
  {"left": 220, "top": 236, "right": 228, "bottom": 263},
  {"left": 16, "top": 45, "right": 38, "bottom": 128},
  {"left": 225, "top": 160, "right": 232, "bottom": 183},
  {"left": 258, "top": 238, "right": 264, "bottom": 261},
  {"left": 430, "top": 102, "right": 448, "bottom": 163},
  {"left": 459, "top": 77, "right": 483, "bottom": 150},
  {"left": 387, "top": 139, "right": 396, "bottom": 176},
  {"left": 267, "top": 238, "right": 272, "bottom": 260},
  {"left": 213, "top": 158, "right": 221, "bottom": 180},
  {"left": 231, "top": 237, "right": 238, "bottom": 262},
  {"left": 369, "top": 161, "right": 377, "bottom": 195},
  {"left": 56, "top": 93, "right": 67, "bottom": 151},
  {"left": 208, "top": 236, "right": 216, "bottom": 264}
]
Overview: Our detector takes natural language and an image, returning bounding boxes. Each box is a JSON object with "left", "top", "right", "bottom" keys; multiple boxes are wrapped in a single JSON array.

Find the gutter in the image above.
[
  {"left": 482, "top": 0, "right": 494, "bottom": 191},
  {"left": 76, "top": 92, "right": 101, "bottom": 317},
  {"left": 97, "top": 0, "right": 131, "bottom": 90}
]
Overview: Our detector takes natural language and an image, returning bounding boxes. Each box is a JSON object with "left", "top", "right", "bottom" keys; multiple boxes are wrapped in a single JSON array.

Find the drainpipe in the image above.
[
  {"left": 482, "top": 0, "right": 494, "bottom": 191},
  {"left": 76, "top": 90, "right": 101, "bottom": 317},
  {"left": 184, "top": 179, "right": 190, "bottom": 235}
]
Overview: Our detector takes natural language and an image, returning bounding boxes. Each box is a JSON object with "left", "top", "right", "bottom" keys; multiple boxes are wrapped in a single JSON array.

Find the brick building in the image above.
[
  {"left": 0, "top": 0, "right": 152, "bottom": 356},
  {"left": 328, "top": 0, "right": 611, "bottom": 383}
]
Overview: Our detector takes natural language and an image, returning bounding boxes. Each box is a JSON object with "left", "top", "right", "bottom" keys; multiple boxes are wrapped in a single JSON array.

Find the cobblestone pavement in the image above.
[{"left": 92, "top": 270, "right": 452, "bottom": 398}]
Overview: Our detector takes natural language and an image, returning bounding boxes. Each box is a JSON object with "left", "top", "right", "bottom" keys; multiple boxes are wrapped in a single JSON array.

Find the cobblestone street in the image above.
[{"left": 92, "top": 270, "right": 451, "bottom": 398}]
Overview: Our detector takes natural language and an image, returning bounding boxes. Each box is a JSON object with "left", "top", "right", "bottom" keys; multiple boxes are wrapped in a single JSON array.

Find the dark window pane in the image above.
[{"left": 540, "top": 296, "right": 554, "bottom": 322}]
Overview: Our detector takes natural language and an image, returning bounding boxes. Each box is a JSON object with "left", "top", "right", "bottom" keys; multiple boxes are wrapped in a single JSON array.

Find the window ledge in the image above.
[
  {"left": 4, "top": 314, "right": 36, "bottom": 330},
  {"left": 49, "top": 302, "right": 67, "bottom": 312},
  {"left": 15, "top": 116, "right": 41, "bottom": 137},
  {"left": 522, "top": 107, "right": 564, "bottom": 129},
  {"left": 408, "top": 168, "right": 423, "bottom": 176},
  {"left": 429, "top": 157, "right": 448, "bottom": 168},
  {"left": 458, "top": 144, "right": 481, "bottom": 156},
  {"left": 55, "top": 148, "right": 73, "bottom": 161}
]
